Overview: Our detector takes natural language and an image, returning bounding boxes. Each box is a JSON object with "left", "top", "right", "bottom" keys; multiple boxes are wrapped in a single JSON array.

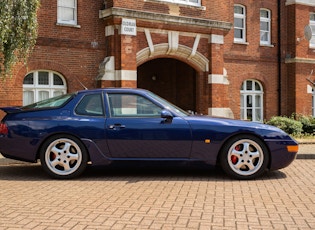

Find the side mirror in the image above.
[{"left": 161, "top": 110, "right": 173, "bottom": 121}]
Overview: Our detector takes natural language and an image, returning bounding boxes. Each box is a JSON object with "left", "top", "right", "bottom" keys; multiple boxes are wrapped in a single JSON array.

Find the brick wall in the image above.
[
  {"left": 224, "top": 0, "right": 280, "bottom": 119},
  {"left": 0, "top": 0, "right": 106, "bottom": 107},
  {"left": 283, "top": 3, "right": 315, "bottom": 116},
  {"left": 1, "top": 0, "right": 315, "bottom": 120},
  {"left": 107, "top": 0, "right": 232, "bottom": 22}
]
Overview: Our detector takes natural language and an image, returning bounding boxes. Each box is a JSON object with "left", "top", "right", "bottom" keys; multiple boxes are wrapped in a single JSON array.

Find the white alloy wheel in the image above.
[
  {"left": 40, "top": 135, "right": 87, "bottom": 178},
  {"left": 220, "top": 135, "right": 269, "bottom": 179},
  {"left": 227, "top": 139, "right": 264, "bottom": 176}
]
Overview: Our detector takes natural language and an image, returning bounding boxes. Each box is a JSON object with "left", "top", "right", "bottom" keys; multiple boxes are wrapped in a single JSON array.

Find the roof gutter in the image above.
[{"left": 278, "top": 0, "right": 282, "bottom": 116}]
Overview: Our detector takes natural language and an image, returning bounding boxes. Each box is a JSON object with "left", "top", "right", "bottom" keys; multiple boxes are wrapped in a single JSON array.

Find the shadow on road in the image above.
[{"left": 0, "top": 160, "right": 287, "bottom": 182}]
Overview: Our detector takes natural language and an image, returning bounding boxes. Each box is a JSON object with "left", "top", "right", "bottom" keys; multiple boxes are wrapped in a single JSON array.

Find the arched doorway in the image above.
[{"left": 137, "top": 58, "right": 196, "bottom": 112}]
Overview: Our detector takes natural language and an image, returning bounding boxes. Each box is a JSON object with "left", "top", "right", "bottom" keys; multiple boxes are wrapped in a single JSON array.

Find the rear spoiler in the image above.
[{"left": 0, "top": 107, "right": 22, "bottom": 114}]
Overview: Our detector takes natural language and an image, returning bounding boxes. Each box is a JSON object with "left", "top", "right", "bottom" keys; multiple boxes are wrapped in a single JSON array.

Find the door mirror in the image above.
[{"left": 161, "top": 110, "right": 173, "bottom": 121}]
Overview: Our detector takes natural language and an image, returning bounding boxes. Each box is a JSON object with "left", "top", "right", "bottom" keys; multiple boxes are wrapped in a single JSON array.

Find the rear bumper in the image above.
[{"left": 0, "top": 137, "right": 38, "bottom": 162}]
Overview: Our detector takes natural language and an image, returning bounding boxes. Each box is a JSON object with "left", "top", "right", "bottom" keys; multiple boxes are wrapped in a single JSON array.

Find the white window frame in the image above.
[
  {"left": 260, "top": 9, "right": 271, "bottom": 45},
  {"left": 23, "top": 70, "right": 67, "bottom": 106},
  {"left": 240, "top": 80, "right": 264, "bottom": 122},
  {"left": 57, "top": 0, "right": 77, "bottom": 26},
  {"left": 157, "top": 0, "right": 201, "bottom": 7},
  {"left": 234, "top": 4, "right": 246, "bottom": 43},
  {"left": 310, "top": 13, "right": 315, "bottom": 48}
]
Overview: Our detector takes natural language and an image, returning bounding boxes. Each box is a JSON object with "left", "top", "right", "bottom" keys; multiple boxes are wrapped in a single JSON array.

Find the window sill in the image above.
[
  {"left": 56, "top": 23, "right": 81, "bottom": 28},
  {"left": 260, "top": 44, "right": 275, "bottom": 48},
  {"left": 144, "top": 0, "right": 205, "bottom": 10},
  {"left": 233, "top": 41, "right": 249, "bottom": 45}
]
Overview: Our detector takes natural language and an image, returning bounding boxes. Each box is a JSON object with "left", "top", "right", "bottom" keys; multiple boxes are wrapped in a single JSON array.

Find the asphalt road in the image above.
[{"left": 0, "top": 145, "right": 314, "bottom": 229}]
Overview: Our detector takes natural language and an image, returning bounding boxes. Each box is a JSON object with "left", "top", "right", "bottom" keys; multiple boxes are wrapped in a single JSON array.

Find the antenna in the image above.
[
  {"left": 306, "top": 69, "right": 315, "bottom": 86},
  {"left": 74, "top": 75, "right": 88, "bottom": 90}
]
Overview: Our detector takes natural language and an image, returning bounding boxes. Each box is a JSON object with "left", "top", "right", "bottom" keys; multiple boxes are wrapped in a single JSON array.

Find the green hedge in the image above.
[
  {"left": 266, "top": 114, "right": 315, "bottom": 136},
  {"left": 266, "top": 116, "right": 303, "bottom": 135},
  {"left": 295, "top": 114, "right": 315, "bottom": 134}
]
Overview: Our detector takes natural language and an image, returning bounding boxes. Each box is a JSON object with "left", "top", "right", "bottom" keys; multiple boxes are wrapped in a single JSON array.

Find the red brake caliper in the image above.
[
  {"left": 231, "top": 145, "right": 240, "bottom": 164},
  {"left": 50, "top": 153, "right": 56, "bottom": 161},
  {"left": 231, "top": 155, "right": 238, "bottom": 164}
]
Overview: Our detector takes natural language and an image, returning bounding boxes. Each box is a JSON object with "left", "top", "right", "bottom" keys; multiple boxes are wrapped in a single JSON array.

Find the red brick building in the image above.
[{"left": 1, "top": 0, "right": 315, "bottom": 121}]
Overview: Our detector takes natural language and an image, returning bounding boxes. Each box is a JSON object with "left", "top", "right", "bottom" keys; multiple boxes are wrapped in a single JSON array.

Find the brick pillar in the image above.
[
  {"left": 97, "top": 25, "right": 118, "bottom": 88},
  {"left": 119, "top": 34, "right": 137, "bottom": 88},
  {"left": 97, "top": 21, "right": 137, "bottom": 88},
  {"left": 208, "top": 34, "right": 234, "bottom": 118}
]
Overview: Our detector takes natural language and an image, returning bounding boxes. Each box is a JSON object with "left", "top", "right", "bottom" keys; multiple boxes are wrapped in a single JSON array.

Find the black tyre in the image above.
[
  {"left": 40, "top": 135, "right": 88, "bottom": 179},
  {"left": 220, "top": 135, "right": 269, "bottom": 180}
]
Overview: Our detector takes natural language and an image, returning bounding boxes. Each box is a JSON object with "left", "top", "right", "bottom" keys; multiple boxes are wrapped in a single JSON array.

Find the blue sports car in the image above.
[{"left": 0, "top": 88, "right": 298, "bottom": 179}]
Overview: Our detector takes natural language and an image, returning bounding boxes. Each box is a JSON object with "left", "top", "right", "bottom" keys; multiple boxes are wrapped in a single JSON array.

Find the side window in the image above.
[
  {"left": 260, "top": 9, "right": 271, "bottom": 45},
  {"left": 57, "top": 0, "right": 77, "bottom": 26},
  {"left": 108, "top": 94, "right": 162, "bottom": 117},
  {"left": 75, "top": 94, "right": 104, "bottom": 116},
  {"left": 234, "top": 5, "right": 246, "bottom": 43}
]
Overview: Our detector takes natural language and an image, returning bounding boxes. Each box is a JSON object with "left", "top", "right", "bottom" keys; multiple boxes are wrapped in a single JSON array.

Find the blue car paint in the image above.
[
  {"left": 181, "top": 116, "right": 297, "bottom": 166},
  {"left": 0, "top": 88, "right": 298, "bottom": 172}
]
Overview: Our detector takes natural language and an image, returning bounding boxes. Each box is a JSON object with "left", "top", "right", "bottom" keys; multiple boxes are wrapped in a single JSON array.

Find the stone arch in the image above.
[{"left": 136, "top": 43, "right": 209, "bottom": 73}]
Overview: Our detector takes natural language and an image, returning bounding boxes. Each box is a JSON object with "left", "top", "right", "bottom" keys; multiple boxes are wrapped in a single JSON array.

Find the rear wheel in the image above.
[
  {"left": 40, "top": 135, "right": 88, "bottom": 179},
  {"left": 220, "top": 135, "right": 269, "bottom": 180}
]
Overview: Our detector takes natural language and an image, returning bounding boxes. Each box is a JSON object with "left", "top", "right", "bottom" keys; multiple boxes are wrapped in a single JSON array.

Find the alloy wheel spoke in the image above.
[
  {"left": 243, "top": 142, "right": 251, "bottom": 153},
  {"left": 62, "top": 160, "right": 71, "bottom": 171},
  {"left": 51, "top": 146, "right": 61, "bottom": 155},
  {"left": 62, "top": 142, "right": 72, "bottom": 154},
  {"left": 231, "top": 149, "right": 244, "bottom": 157},
  {"left": 246, "top": 160, "right": 256, "bottom": 171},
  {"left": 67, "top": 152, "right": 79, "bottom": 161},
  {"left": 250, "top": 150, "right": 260, "bottom": 159},
  {"left": 50, "top": 158, "right": 61, "bottom": 168},
  {"left": 234, "top": 161, "right": 245, "bottom": 169}
]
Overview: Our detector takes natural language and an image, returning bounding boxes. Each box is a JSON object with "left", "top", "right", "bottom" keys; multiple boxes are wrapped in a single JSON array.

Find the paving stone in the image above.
[{"left": 0, "top": 145, "right": 314, "bottom": 229}]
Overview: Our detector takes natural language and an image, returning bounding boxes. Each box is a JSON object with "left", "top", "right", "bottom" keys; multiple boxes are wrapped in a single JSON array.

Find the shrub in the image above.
[
  {"left": 266, "top": 116, "right": 303, "bottom": 135},
  {"left": 294, "top": 114, "right": 314, "bottom": 134}
]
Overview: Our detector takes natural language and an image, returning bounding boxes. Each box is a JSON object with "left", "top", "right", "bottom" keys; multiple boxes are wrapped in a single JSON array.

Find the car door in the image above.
[
  {"left": 73, "top": 92, "right": 109, "bottom": 155},
  {"left": 105, "top": 93, "right": 192, "bottom": 159}
]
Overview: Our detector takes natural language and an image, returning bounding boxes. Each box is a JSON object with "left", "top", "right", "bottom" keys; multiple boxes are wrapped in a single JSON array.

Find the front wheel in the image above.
[
  {"left": 219, "top": 135, "right": 269, "bottom": 180},
  {"left": 40, "top": 135, "right": 88, "bottom": 179}
]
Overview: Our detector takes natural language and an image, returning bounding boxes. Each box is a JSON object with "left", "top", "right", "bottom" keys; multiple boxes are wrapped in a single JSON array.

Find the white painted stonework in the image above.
[{"left": 208, "top": 108, "right": 234, "bottom": 119}]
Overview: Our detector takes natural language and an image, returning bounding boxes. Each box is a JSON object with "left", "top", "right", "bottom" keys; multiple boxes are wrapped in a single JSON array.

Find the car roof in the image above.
[{"left": 76, "top": 88, "right": 149, "bottom": 95}]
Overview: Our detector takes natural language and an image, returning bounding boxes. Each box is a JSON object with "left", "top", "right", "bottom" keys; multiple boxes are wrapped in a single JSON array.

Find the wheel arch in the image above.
[
  {"left": 216, "top": 132, "right": 271, "bottom": 169},
  {"left": 35, "top": 132, "right": 90, "bottom": 161}
]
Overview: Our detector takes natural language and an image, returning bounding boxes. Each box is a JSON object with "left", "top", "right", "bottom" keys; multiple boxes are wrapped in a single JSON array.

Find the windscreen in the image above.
[{"left": 146, "top": 91, "right": 189, "bottom": 116}]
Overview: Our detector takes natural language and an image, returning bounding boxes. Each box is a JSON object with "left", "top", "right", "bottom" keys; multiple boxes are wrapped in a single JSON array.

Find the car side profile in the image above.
[{"left": 0, "top": 88, "right": 298, "bottom": 179}]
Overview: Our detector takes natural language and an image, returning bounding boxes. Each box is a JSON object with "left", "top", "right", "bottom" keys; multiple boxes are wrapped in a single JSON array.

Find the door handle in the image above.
[{"left": 108, "top": 124, "right": 126, "bottom": 130}]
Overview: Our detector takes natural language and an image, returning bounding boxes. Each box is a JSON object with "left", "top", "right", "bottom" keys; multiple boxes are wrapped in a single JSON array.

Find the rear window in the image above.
[{"left": 21, "top": 93, "right": 74, "bottom": 110}]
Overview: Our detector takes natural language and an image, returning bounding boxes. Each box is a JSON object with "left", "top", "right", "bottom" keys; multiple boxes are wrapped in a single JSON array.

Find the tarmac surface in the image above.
[{"left": 0, "top": 144, "right": 314, "bottom": 229}]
